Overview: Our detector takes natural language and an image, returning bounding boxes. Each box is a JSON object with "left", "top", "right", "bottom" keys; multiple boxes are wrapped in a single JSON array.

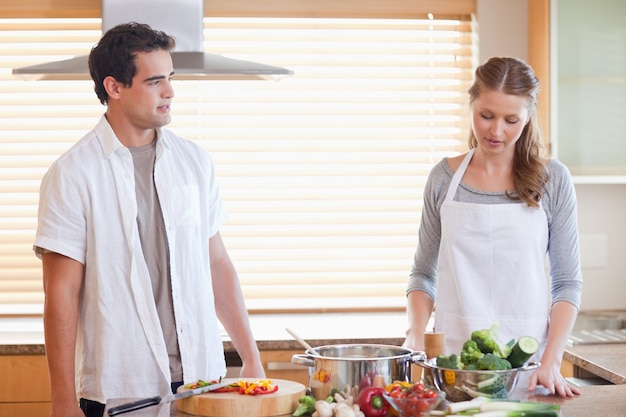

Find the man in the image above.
[{"left": 34, "top": 22, "right": 265, "bottom": 417}]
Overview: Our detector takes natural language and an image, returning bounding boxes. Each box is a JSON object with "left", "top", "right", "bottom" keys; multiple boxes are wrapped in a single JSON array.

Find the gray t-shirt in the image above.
[
  {"left": 407, "top": 157, "right": 583, "bottom": 309},
  {"left": 130, "top": 141, "right": 182, "bottom": 382}
]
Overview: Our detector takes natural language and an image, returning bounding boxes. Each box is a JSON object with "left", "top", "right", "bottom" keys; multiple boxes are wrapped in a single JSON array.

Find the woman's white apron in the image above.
[{"left": 434, "top": 149, "right": 550, "bottom": 365}]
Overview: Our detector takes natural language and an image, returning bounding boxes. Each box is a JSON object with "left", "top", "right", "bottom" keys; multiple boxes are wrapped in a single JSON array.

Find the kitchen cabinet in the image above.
[
  {"left": 552, "top": 0, "right": 626, "bottom": 183},
  {"left": 0, "top": 350, "right": 307, "bottom": 417},
  {"left": 260, "top": 349, "right": 309, "bottom": 386},
  {"left": 0, "top": 354, "right": 50, "bottom": 417},
  {"left": 561, "top": 357, "right": 574, "bottom": 378}
]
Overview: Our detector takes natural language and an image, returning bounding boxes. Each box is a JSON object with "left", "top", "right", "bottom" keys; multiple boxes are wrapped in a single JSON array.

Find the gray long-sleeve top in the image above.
[{"left": 407, "top": 157, "right": 583, "bottom": 309}]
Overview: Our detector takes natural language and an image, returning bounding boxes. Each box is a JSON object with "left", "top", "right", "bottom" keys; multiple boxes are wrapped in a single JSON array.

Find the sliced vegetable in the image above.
[
  {"left": 183, "top": 379, "right": 222, "bottom": 389},
  {"left": 507, "top": 336, "right": 539, "bottom": 368},
  {"left": 184, "top": 378, "right": 280, "bottom": 395}
]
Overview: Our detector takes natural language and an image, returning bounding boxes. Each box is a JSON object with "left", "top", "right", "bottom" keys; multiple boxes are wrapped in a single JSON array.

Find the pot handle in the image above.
[
  {"left": 409, "top": 350, "right": 427, "bottom": 366},
  {"left": 411, "top": 351, "right": 432, "bottom": 369},
  {"left": 291, "top": 354, "right": 315, "bottom": 367}
]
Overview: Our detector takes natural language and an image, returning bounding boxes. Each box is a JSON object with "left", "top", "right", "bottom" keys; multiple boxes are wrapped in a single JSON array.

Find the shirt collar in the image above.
[{"left": 94, "top": 114, "right": 170, "bottom": 157}]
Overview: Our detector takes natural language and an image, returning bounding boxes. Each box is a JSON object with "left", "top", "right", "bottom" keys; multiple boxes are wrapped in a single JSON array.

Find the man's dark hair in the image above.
[{"left": 88, "top": 22, "right": 176, "bottom": 105}]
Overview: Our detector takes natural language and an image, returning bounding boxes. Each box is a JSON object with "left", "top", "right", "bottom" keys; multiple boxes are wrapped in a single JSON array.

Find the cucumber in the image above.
[{"left": 507, "top": 336, "right": 539, "bottom": 368}]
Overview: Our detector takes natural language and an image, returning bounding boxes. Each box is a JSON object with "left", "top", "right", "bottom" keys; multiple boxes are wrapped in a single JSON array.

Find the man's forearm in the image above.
[
  {"left": 44, "top": 297, "right": 80, "bottom": 405},
  {"left": 42, "top": 253, "right": 84, "bottom": 407}
]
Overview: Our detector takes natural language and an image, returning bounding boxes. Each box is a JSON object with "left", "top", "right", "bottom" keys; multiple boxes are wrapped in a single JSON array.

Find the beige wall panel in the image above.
[
  {"left": 1, "top": 0, "right": 475, "bottom": 18},
  {"left": 528, "top": 0, "right": 551, "bottom": 148}
]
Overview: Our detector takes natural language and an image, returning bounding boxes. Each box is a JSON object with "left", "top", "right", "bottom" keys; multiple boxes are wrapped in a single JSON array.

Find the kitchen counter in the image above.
[
  {"left": 3, "top": 313, "right": 626, "bottom": 415},
  {"left": 2, "top": 312, "right": 626, "bottom": 385},
  {"left": 103, "top": 385, "right": 626, "bottom": 417}
]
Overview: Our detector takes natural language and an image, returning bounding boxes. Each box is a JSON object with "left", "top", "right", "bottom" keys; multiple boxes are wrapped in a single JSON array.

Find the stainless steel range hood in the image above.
[{"left": 13, "top": 0, "right": 293, "bottom": 81}]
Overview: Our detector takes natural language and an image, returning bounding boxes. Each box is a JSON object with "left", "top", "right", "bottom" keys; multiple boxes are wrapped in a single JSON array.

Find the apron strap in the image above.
[{"left": 444, "top": 149, "right": 474, "bottom": 203}]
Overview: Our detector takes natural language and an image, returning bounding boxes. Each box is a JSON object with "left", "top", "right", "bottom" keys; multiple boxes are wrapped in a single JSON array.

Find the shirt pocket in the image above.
[{"left": 173, "top": 184, "right": 201, "bottom": 226}]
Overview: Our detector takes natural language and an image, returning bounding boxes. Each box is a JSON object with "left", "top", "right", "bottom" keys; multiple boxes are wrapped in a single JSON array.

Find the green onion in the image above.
[
  {"left": 445, "top": 399, "right": 561, "bottom": 417},
  {"left": 473, "top": 412, "right": 560, "bottom": 417},
  {"left": 479, "top": 401, "right": 560, "bottom": 412},
  {"left": 447, "top": 396, "right": 490, "bottom": 413}
]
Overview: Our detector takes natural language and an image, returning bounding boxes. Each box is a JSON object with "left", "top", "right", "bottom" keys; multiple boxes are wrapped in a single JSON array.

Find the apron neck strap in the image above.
[{"left": 445, "top": 149, "right": 474, "bottom": 202}]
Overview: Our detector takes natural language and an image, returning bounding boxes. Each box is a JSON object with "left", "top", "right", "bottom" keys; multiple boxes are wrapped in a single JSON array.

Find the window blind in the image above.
[{"left": 0, "top": 14, "right": 475, "bottom": 314}]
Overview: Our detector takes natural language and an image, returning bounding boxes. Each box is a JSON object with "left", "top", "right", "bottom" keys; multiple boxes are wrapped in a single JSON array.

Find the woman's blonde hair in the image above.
[{"left": 467, "top": 57, "right": 549, "bottom": 208}]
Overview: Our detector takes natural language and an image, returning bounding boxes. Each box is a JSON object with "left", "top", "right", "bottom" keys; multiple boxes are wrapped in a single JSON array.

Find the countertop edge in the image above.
[{"left": 563, "top": 347, "right": 626, "bottom": 384}]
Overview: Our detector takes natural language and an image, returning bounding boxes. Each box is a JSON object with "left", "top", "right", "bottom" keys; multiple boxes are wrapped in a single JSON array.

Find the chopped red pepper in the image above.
[
  {"left": 184, "top": 379, "right": 278, "bottom": 396},
  {"left": 213, "top": 386, "right": 240, "bottom": 393},
  {"left": 257, "top": 384, "right": 279, "bottom": 394}
]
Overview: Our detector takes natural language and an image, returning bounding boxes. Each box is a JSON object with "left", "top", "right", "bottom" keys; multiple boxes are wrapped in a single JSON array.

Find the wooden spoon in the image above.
[{"left": 285, "top": 328, "right": 320, "bottom": 356}]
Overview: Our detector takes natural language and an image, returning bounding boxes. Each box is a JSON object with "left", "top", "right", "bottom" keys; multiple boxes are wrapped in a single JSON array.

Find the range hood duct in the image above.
[{"left": 13, "top": 0, "right": 293, "bottom": 81}]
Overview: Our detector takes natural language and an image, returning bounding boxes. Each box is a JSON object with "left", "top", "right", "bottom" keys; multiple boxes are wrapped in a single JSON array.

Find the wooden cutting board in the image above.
[{"left": 176, "top": 378, "right": 306, "bottom": 417}]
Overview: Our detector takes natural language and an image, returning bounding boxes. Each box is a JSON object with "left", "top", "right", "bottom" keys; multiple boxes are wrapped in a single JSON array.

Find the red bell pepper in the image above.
[{"left": 356, "top": 386, "right": 389, "bottom": 417}]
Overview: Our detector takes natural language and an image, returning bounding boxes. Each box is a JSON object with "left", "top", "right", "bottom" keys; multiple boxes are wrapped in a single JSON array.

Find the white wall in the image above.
[
  {"left": 575, "top": 184, "right": 626, "bottom": 310},
  {"left": 477, "top": 0, "right": 529, "bottom": 64},
  {"left": 477, "top": 0, "right": 626, "bottom": 311}
]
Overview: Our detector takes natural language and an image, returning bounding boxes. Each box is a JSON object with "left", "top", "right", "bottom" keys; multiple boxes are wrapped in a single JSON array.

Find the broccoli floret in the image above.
[
  {"left": 293, "top": 395, "right": 316, "bottom": 416},
  {"left": 471, "top": 323, "right": 499, "bottom": 354},
  {"left": 460, "top": 339, "right": 484, "bottom": 367},
  {"left": 470, "top": 322, "right": 511, "bottom": 358},
  {"left": 494, "top": 338, "right": 514, "bottom": 359},
  {"left": 436, "top": 353, "right": 463, "bottom": 370},
  {"left": 477, "top": 353, "right": 512, "bottom": 371}
]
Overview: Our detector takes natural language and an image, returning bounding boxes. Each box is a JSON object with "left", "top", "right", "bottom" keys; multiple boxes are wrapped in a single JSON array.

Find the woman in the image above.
[{"left": 404, "top": 57, "right": 582, "bottom": 397}]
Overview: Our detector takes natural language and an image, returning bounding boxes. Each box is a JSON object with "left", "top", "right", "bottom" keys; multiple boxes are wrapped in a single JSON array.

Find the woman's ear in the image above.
[{"left": 102, "top": 76, "right": 121, "bottom": 101}]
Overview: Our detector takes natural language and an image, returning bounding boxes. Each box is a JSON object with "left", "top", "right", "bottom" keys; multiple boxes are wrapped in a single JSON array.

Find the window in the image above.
[{"left": 0, "top": 13, "right": 475, "bottom": 314}]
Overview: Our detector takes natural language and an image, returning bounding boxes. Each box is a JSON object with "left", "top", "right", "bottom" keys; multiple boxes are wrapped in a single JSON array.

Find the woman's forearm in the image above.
[
  {"left": 542, "top": 300, "right": 578, "bottom": 365},
  {"left": 404, "top": 290, "right": 435, "bottom": 350}
]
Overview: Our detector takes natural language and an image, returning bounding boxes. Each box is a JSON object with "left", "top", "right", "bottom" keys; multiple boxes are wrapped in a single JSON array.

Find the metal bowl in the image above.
[{"left": 416, "top": 357, "right": 540, "bottom": 402}]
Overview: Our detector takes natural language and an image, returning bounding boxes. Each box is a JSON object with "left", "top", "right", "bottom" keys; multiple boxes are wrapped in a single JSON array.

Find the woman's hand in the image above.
[
  {"left": 402, "top": 329, "right": 425, "bottom": 352},
  {"left": 239, "top": 359, "right": 266, "bottom": 379},
  {"left": 528, "top": 301, "right": 581, "bottom": 398},
  {"left": 528, "top": 357, "right": 580, "bottom": 398}
]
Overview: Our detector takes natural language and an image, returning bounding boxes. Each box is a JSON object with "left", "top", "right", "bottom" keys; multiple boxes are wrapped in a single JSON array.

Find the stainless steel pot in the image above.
[{"left": 291, "top": 343, "right": 426, "bottom": 400}]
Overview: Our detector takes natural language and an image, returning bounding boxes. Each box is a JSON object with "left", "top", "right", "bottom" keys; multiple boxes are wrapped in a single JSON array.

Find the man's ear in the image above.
[{"left": 103, "top": 76, "right": 122, "bottom": 101}]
